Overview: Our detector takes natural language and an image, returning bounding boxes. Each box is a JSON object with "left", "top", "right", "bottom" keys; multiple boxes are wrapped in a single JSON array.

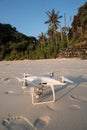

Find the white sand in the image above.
[{"left": 0, "top": 59, "right": 87, "bottom": 130}]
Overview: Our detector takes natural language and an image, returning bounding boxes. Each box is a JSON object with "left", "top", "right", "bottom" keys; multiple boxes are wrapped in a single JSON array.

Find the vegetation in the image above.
[
  {"left": 0, "top": 2, "right": 87, "bottom": 60},
  {"left": 45, "top": 9, "right": 62, "bottom": 45}
]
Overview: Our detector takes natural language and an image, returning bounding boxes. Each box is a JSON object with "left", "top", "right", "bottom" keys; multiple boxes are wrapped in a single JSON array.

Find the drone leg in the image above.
[
  {"left": 31, "top": 87, "right": 35, "bottom": 105},
  {"left": 51, "top": 85, "right": 55, "bottom": 102}
]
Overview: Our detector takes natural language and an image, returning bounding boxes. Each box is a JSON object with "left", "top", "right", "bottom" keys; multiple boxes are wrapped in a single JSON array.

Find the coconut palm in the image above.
[
  {"left": 45, "top": 9, "right": 62, "bottom": 44},
  {"left": 38, "top": 32, "right": 46, "bottom": 44}
]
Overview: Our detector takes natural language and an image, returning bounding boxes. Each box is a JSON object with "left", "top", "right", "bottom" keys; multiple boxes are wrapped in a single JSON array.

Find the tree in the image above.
[
  {"left": 38, "top": 32, "right": 46, "bottom": 44},
  {"left": 45, "top": 9, "right": 62, "bottom": 44}
]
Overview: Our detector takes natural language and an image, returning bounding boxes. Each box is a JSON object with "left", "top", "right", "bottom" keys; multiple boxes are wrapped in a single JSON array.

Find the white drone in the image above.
[{"left": 16, "top": 72, "right": 73, "bottom": 105}]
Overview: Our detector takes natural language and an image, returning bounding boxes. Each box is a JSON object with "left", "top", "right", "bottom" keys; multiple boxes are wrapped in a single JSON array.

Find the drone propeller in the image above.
[
  {"left": 15, "top": 73, "right": 31, "bottom": 86},
  {"left": 39, "top": 71, "right": 54, "bottom": 78}
]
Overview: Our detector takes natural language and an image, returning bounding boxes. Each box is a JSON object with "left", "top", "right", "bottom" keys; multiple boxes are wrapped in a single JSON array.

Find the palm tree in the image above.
[
  {"left": 38, "top": 32, "right": 46, "bottom": 44},
  {"left": 38, "top": 32, "right": 47, "bottom": 50},
  {"left": 45, "top": 9, "right": 62, "bottom": 44},
  {"left": 47, "top": 27, "right": 54, "bottom": 43}
]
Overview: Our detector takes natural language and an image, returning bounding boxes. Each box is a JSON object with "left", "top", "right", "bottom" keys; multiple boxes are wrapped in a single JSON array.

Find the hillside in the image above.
[
  {"left": 0, "top": 23, "right": 37, "bottom": 44},
  {"left": 58, "top": 32, "right": 87, "bottom": 59},
  {"left": 58, "top": 42, "right": 87, "bottom": 59},
  {"left": 0, "top": 23, "right": 37, "bottom": 60}
]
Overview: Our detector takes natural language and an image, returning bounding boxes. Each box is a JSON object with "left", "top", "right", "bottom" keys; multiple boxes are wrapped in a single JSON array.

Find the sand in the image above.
[{"left": 0, "top": 59, "right": 87, "bottom": 130}]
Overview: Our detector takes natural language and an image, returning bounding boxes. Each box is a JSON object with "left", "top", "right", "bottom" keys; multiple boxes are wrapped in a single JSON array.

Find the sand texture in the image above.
[{"left": 0, "top": 59, "right": 87, "bottom": 130}]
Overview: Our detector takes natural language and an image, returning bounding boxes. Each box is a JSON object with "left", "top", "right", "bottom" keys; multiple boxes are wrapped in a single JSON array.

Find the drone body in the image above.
[{"left": 16, "top": 73, "right": 73, "bottom": 105}]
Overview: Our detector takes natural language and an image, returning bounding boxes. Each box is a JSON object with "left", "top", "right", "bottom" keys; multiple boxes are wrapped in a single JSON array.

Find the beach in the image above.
[{"left": 0, "top": 59, "right": 87, "bottom": 130}]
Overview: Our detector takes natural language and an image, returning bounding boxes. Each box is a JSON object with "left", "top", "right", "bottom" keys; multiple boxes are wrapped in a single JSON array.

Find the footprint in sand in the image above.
[
  {"left": 79, "top": 96, "right": 87, "bottom": 102},
  {"left": 0, "top": 76, "right": 10, "bottom": 83},
  {"left": 47, "top": 104, "right": 58, "bottom": 111},
  {"left": 2, "top": 116, "right": 36, "bottom": 130},
  {"left": 5, "top": 91, "right": 15, "bottom": 94},
  {"left": 3, "top": 77, "right": 10, "bottom": 82},
  {"left": 69, "top": 95, "right": 78, "bottom": 101},
  {"left": 69, "top": 104, "right": 81, "bottom": 110},
  {"left": 34, "top": 115, "right": 50, "bottom": 129},
  {"left": 69, "top": 95, "right": 87, "bottom": 103}
]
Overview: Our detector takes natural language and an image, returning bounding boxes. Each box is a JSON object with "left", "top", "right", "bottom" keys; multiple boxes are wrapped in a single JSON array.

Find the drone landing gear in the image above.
[{"left": 31, "top": 85, "right": 55, "bottom": 105}]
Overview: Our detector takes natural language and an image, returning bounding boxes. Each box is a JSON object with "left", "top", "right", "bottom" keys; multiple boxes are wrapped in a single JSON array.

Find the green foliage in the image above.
[{"left": 58, "top": 40, "right": 68, "bottom": 49}]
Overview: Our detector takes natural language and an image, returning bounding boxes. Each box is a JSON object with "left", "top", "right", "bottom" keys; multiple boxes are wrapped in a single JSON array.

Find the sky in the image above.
[{"left": 0, "top": 0, "right": 86, "bottom": 38}]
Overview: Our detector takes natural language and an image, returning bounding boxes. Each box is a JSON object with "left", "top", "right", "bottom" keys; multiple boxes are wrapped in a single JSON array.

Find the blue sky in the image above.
[{"left": 0, "top": 0, "right": 86, "bottom": 38}]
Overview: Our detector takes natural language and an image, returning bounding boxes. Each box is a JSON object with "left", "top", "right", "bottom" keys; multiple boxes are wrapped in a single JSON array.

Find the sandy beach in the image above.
[{"left": 0, "top": 59, "right": 87, "bottom": 130}]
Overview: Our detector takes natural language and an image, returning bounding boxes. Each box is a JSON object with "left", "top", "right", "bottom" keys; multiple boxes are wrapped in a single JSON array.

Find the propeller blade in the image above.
[
  {"left": 62, "top": 76, "right": 74, "bottom": 83},
  {"left": 15, "top": 77, "right": 24, "bottom": 82},
  {"left": 24, "top": 73, "right": 31, "bottom": 76}
]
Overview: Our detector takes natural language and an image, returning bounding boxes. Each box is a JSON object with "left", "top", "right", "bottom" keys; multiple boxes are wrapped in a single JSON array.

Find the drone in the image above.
[{"left": 16, "top": 72, "right": 73, "bottom": 105}]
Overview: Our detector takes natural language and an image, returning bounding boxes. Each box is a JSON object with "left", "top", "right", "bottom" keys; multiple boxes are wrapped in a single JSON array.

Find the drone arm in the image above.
[{"left": 61, "top": 76, "right": 74, "bottom": 83}]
